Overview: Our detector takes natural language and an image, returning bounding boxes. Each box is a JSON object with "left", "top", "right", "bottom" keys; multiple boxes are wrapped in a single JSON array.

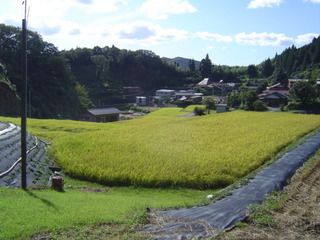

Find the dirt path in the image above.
[{"left": 218, "top": 151, "right": 320, "bottom": 240}]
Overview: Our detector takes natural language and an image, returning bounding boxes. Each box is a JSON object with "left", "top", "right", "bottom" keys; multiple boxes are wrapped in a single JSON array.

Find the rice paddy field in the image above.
[{"left": 1, "top": 110, "right": 320, "bottom": 189}]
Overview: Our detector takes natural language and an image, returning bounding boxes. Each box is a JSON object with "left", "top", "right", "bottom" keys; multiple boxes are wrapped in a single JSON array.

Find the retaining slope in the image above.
[{"left": 0, "top": 122, "right": 52, "bottom": 187}]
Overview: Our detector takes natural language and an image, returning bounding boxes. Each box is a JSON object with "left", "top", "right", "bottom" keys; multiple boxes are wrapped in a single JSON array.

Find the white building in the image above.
[
  {"left": 156, "top": 89, "right": 175, "bottom": 98},
  {"left": 136, "top": 96, "right": 147, "bottom": 106}
]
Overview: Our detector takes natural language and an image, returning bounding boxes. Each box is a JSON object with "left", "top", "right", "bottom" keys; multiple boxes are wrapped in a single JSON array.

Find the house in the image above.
[
  {"left": 175, "top": 90, "right": 195, "bottom": 99},
  {"left": 175, "top": 90, "right": 203, "bottom": 103},
  {"left": 136, "top": 96, "right": 147, "bottom": 106},
  {"left": 156, "top": 89, "right": 175, "bottom": 98},
  {"left": 80, "top": 108, "right": 121, "bottom": 122},
  {"left": 191, "top": 93, "right": 204, "bottom": 103},
  {"left": 196, "top": 78, "right": 212, "bottom": 88},
  {"left": 258, "top": 83, "right": 290, "bottom": 107},
  {"left": 259, "top": 92, "right": 288, "bottom": 107}
]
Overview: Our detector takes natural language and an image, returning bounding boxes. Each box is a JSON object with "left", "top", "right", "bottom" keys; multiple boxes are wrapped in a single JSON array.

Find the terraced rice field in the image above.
[{"left": 1, "top": 111, "right": 320, "bottom": 189}]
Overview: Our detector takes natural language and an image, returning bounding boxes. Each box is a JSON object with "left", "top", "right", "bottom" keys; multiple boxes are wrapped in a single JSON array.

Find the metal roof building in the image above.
[{"left": 80, "top": 108, "right": 121, "bottom": 122}]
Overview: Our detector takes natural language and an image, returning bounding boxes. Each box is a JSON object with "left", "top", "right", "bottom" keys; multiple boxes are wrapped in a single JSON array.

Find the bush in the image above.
[
  {"left": 252, "top": 100, "right": 268, "bottom": 112},
  {"left": 130, "top": 106, "right": 150, "bottom": 114},
  {"left": 193, "top": 107, "right": 205, "bottom": 116}
]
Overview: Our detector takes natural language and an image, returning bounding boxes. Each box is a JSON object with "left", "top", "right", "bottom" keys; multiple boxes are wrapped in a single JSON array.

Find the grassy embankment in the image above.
[{"left": 0, "top": 177, "right": 214, "bottom": 240}]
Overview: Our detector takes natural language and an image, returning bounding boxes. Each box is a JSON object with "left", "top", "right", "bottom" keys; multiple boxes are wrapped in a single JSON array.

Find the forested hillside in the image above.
[
  {"left": 0, "top": 23, "right": 319, "bottom": 119},
  {"left": 0, "top": 24, "right": 88, "bottom": 119},
  {"left": 62, "top": 47, "right": 186, "bottom": 104},
  {"left": 273, "top": 37, "right": 320, "bottom": 80}
]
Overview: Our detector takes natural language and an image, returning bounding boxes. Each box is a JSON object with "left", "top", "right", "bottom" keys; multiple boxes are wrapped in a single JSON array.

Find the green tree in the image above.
[
  {"left": 252, "top": 100, "right": 268, "bottom": 111},
  {"left": 256, "top": 79, "right": 268, "bottom": 94},
  {"left": 227, "top": 92, "right": 241, "bottom": 108},
  {"left": 240, "top": 88, "right": 258, "bottom": 111},
  {"left": 74, "top": 83, "right": 93, "bottom": 109},
  {"left": 262, "top": 58, "right": 274, "bottom": 77},
  {"left": 0, "top": 24, "right": 84, "bottom": 119},
  {"left": 199, "top": 54, "right": 212, "bottom": 78},
  {"left": 188, "top": 59, "right": 196, "bottom": 73},
  {"left": 271, "top": 68, "right": 288, "bottom": 85},
  {"left": 288, "top": 81, "right": 316, "bottom": 107},
  {"left": 202, "top": 97, "right": 215, "bottom": 114},
  {"left": 247, "top": 64, "right": 258, "bottom": 78}
]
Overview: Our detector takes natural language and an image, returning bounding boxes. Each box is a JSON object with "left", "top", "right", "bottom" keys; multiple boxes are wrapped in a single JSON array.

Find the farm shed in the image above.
[
  {"left": 136, "top": 96, "right": 147, "bottom": 106},
  {"left": 80, "top": 108, "right": 121, "bottom": 123}
]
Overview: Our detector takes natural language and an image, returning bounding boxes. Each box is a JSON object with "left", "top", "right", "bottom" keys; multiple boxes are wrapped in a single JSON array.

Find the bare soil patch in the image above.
[
  {"left": 218, "top": 151, "right": 320, "bottom": 240},
  {"left": 77, "top": 187, "right": 113, "bottom": 193}
]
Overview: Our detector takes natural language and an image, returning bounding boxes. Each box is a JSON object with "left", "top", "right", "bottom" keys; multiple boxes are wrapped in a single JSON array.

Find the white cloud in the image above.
[
  {"left": 140, "top": 0, "right": 196, "bottom": 19},
  {"left": 37, "top": 22, "right": 62, "bottom": 36},
  {"left": 101, "top": 22, "right": 189, "bottom": 45},
  {"left": 235, "top": 32, "right": 320, "bottom": 46},
  {"left": 235, "top": 32, "right": 294, "bottom": 46},
  {"left": 27, "top": 0, "right": 126, "bottom": 27},
  {"left": 295, "top": 33, "right": 320, "bottom": 45},
  {"left": 83, "top": 0, "right": 128, "bottom": 13},
  {"left": 0, "top": 14, "right": 20, "bottom": 26},
  {"left": 247, "top": 0, "right": 284, "bottom": 9},
  {"left": 303, "top": 0, "right": 320, "bottom": 3},
  {"left": 197, "top": 32, "right": 233, "bottom": 42}
]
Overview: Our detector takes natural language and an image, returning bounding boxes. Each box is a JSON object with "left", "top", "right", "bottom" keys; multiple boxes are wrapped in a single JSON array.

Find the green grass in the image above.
[
  {"left": 181, "top": 104, "right": 205, "bottom": 112},
  {"left": 145, "top": 107, "right": 186, "bottom": 117},
  {"left": 0, "top": 178, "right": 215, "bottom": 240}
]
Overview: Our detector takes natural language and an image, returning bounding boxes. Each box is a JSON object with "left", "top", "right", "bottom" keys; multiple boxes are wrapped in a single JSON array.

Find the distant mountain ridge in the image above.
[{"left": 162, "top": 57, "right": 201, "bottom": 70}]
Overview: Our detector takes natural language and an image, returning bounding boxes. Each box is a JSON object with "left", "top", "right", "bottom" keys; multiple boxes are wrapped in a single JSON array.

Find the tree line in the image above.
[{"left": 0, "top": 23, "right": 319, "bottom": 118}]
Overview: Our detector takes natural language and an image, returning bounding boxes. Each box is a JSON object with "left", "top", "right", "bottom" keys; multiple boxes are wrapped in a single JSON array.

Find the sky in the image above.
[{"left": 1, "top": 0, "right": 320, "bottom": 66}]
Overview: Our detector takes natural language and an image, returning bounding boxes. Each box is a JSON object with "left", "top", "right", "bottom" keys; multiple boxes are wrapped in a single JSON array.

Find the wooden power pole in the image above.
[{"left": 21, "top": 0, "right": 28, "bottom": 190}]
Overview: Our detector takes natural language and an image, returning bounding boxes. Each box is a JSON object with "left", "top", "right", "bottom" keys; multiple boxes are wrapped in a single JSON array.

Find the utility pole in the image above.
[{"left": 21, "top": 0, "right": 28, "bottom": 190}]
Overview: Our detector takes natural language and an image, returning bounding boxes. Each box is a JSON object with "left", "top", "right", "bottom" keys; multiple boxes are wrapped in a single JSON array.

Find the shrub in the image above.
[
  {"left": 193, "top": 107, "right": 205, "bottom": 116},
  {"left": 252, "top": 100, "right": 268, "bottom": 112}
]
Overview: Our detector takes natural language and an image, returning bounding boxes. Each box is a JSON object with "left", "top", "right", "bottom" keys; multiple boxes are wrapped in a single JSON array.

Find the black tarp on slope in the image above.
[{"left": 145, "top": 131, "right": 320, "bottom": 239}]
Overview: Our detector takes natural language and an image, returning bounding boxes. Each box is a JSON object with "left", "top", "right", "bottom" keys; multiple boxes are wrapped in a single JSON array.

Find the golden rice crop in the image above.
[{"left": 47, "top": 111, "right": 320, "bottom": 189}]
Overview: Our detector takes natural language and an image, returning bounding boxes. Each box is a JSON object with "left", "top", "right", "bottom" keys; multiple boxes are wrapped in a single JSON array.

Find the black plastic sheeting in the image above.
[
  {"left": 145, "top": 131, "right": 320, "bottom": 239},
  {"left": 0, "top": 123, "right": 51, "bottom": 187}
]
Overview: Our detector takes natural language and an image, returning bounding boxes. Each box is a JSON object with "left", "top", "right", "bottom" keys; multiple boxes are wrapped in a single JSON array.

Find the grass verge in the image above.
[{"left": 0, "top": 176, "right": 216, "bottom": 240}]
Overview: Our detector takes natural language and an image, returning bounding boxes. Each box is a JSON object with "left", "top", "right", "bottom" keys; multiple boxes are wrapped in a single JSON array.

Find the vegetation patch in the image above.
[
  {"left": 218, "top": 150, "right": 320, "bottom": 240},
  {"left": 2, "top": 111, "right": 319, "bottom": 189},
  {"left": 0, "top": 176, "right": 214, "bottom": 240},
  {"left": 144, "top": 107, "right": 186, "bottom": 117}
]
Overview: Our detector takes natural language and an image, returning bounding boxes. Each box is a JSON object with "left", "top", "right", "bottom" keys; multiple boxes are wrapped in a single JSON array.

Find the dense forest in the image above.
[
  {"left": 0, "top": 23, "right": 319, "bottom": 119},
  {"left": 61, "top": 47, "right": 186, "bottom": 105}
]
